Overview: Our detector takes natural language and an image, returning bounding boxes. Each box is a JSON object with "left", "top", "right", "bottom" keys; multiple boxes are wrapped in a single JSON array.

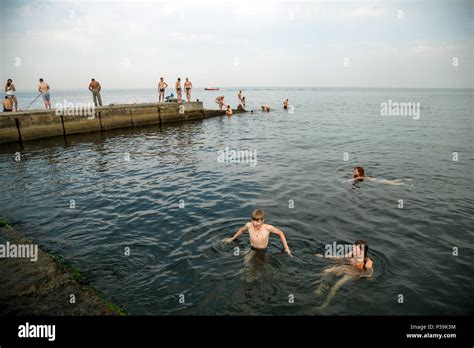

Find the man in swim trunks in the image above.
[
  {"left": 158, "top": 77, "right": 168, "bottom": 103},
  {"left": 5, "top": 79, "right": 18, "bottom": 111},
  {"left": 38, "top": 78, "right": 51, "bottom": 109},
  {"left": 184, "top": 77, "right": 192, "bottom": 102},
  {"left": 88, "top": 78, "right": 103, "bottom": 106},
  {"left": 175, "top": 78, "right": 182, "bottom": 102},
  {"left": 223, "top": 209, "right": 292, "bottom": 257},
  {"left": 3, "top": 96, "right": 13, "bottom": 112}
]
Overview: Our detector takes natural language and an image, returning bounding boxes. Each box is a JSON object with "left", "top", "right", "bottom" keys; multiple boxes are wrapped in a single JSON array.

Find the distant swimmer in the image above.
[
  {"left": 3, "top": 96, "right": 13, "bottom": 112},
  {"left": 316, "top": 240, "right": 373, "bottom": 307},
  {"left": 352, "top": 166, "right": 412, "bottom": 187},
  {"left": 283, "top": 99, "right": 289, "bottom": 110},
  {"left": 215, "top": 95, "right": 225, "bottom": 110},
  {"left": 226, "top": 105, "right": 233, "bottom": 116},
  {"left": 184, "top": 77, "right": 193, "bottom": 102},
  {"left": 261, "top": 104, "right": 270, "bottom": 112},
  {"left": 158, "top": 77, "right": 168, "bottom": 103},
  {"left": 223, "top": 208, "right": 292, "bottom": 257},
  {"left": 5, "top": 79, "right": 18, "bottom": 111},
  {"left": 176, "top": 78, "right": 182, "bottom": 102},
  {"left": 38, "top": 78, "right": 51, "bottom": 109}
]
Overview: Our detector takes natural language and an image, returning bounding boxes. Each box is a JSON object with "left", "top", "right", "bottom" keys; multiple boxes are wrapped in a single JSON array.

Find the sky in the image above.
[{"left": 0, "top": 0, "right": 473, "bottom": 89}]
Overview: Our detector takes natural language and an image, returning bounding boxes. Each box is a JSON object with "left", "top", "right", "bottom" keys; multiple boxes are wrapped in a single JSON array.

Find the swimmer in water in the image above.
[
  {"left": 352, "top": 166, "right": 412, "bottom": 186},
  {"left": 223, "top": 208, "right": 292, "bottom": 258},
  {"left": 315, "top": 240, "right": 373, "bottom": 308},
  {"left": 226, "top": 105, "right": 233, "bottom": 116},
  {"left": 261, "top": 104, "right": 270, "bottom": 112},
  {"left": 283, "top": 99, "right": 289, "bottom": 110}
]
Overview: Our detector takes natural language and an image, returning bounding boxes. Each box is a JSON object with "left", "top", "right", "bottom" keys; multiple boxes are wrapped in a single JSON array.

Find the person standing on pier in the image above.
[
  {"left": 158, "top": 77, "right": 168, "bottom": 103},
  {"left": 5, "top": 79, "right": 18, "bottom": 111},
  {"left": 215, "top": 95, "right": 225, "bottom": 110},
  {"left": 38, "top": 78, "right": 51, "bottom": 109},
  {"left": 184, "top": 77, "right": 192, "bottom": 102},
  {"left": 176, "top": 78, "right": 182, "bottom": 102},
  {"left": 88, "top": 78, "right": 103, "bottom": 106},
  {"left": 238, "top": 90, "right": 244, "bottom": 104}
]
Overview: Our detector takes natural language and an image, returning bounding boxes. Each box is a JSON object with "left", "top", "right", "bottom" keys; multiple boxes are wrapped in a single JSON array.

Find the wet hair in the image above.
[
  {"left": 39, "top": 78, "right": 44, "bottom": 82},
  {"left": 160, "top": 77, "right": 163, "bottom": 80},
  {"left": 355, "top": 240, "right": 369, "bottom": 269},
  {"left": 7, "top": 79, "right": 12, "bottom": 84},
  {"left": 251, "top": 208, "right": 265, "bottom": 221},
  {"left": 4, "top": 96, "right": 8, "bottom": 99},
  {"left": 353, "top": 166, "right": 365, "bottom": 182},
  {"left": 91, "top": 78, "right": 95, "bottom": 81},
  {"left": 178, "top": 78, "right": 181, "bottom": 81},
  {"left": 227, "top": 105, "right": 230, "bottom": 108}
]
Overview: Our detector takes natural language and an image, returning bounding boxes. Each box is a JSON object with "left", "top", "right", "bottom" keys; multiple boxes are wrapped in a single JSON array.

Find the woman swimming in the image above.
[
  {"left": 315, "top": 240, "right": 373, "bottom": 308},
  {"left": 352, "top": 166, "right": 412, "bottom": 186}
]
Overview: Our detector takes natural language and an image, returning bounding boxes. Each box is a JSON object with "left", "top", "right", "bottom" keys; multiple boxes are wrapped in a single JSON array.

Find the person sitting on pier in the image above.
[
  {"left": 3, "top": 96, "right": 13, "bottom": 112},
  {"left": 215, "top": 96, "right": 225, "bottom": 110},
  {"left": 158, "top": 77, "right": 168, "bottom": 103},
  {"left": 261, "top": 104, "right": 270, "bottom": 112},
  {"left": 165, "top": 93, "right": 177, "bottom": 102},
  {"left": 226, "top": 105, "right": 233, "bottom": 116}
]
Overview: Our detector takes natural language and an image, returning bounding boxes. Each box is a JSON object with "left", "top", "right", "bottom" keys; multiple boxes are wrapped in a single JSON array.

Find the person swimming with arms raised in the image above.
[
  {"left": 223, "top": 208, "right": 292, "bottom": 257},
  {"left": 315, "top": 240, "right": 373, "bottom": 308}
]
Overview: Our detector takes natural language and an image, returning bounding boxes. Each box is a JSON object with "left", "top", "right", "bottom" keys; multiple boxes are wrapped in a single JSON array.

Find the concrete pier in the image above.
[{"left": 0, "top": 102, "right": 246, "bottom": 145}]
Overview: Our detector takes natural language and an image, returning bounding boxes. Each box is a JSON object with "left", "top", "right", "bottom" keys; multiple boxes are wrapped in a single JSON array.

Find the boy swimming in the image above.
[{"left": 223, "top": 209, "right": 292, "bottom": 257}]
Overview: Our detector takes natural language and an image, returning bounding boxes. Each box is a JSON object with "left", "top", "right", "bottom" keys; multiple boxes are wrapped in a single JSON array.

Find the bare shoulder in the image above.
[
  {"left": 265, "top": 224, "right": 278, "bottom": 232},
  {"left": 366, "top": 258, "right": 374, "bottom": 269}
]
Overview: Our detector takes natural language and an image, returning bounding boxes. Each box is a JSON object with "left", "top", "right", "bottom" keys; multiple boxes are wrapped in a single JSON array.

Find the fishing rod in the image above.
[{"left": 25, "top": 92, "right": 42, "bottom": 110}]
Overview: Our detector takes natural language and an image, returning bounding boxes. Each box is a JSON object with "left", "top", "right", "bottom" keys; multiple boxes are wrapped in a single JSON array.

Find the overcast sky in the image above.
[{"left": 1, "top": 0, "right": 472, "bottom": 89}]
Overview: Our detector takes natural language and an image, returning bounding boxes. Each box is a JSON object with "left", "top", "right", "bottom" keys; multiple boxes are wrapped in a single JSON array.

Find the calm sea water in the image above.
[{"left": 0, "top": 87, "right": 473, "bottom": 315}]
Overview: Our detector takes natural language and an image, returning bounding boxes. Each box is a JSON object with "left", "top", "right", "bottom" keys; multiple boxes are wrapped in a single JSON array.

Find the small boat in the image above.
[{"left": 204, "top": 87, "right": 219, "bottom": 91}]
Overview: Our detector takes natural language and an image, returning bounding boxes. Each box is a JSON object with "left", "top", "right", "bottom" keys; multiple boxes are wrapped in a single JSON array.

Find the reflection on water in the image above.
[{"left": 1, "top": 88, "right": 473, "bottom": 315}]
